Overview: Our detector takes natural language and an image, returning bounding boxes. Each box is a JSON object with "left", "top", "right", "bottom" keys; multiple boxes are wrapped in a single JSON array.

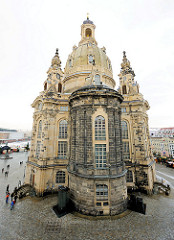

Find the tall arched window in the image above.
[
  {"left": 95, "top": 75, "right": 100, "bottom": 85},
  {"left": 38, "top": 120, "right": 42, "bottom": 138},
  {"left": 121, "top": 121, "right": 130, "bottom": 160},
  {"left": 58, "top": 83, "right": 62, "bottom": 93},
  {"left": 44, "top": 83, "right": 47, "bottom": 91},
  {"left": 127, "top": 170, "right": 133, "bottom": 182},
  {"left": 95, "top": 116, "right": 106, "bottom": 140},
  {"left": 122, "top": 85, "right": 127, "bottom": 94},
  {"left": 85, "top": 28, "right": 92, "bottom": 37},
  {"left": 56, "top": 171, "right": 65, "bottom": 183},
  {"left": 59, "top": 120, "right": 67, "bottom": 139},
  {"left": 121, "top": 121, "right": 128, "bottom": 139}
]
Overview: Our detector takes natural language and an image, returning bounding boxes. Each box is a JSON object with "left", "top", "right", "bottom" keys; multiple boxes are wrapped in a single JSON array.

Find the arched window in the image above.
[
  {"left": 58, "top": 83, "right": 62, "bottom": 93},
  {"left": 56, "top": 73, "right": 60, "bottom": 79},
  {"left": 95, "top": 116, "right": 106, "bottom": 140},
  {"left": 96, "top": 184, "right": 108, "bottom": 200},
  {"left": 38, "top": 120, "right": 42, "bottom": 138},
  {"left": 56, "top": 171, "right": 65, "bottom": 183},
  {"left": 122, "top": 85, "right": 127, "bottom": 94},
  {"left": 123, "top": 142, "right": 130, "bottom": 160},
  {"left": 121, "top": 121, "right": 128, "bottom": 139},
  {"left": 85, "top": 28, "right": 92, "bottom": 37},
  {"left": 36, "top": 141, "right": 41, "bottom": 157},
  {"left": 88, "top": 55, "right": 93, "bottom": 64},
  {"left": 38, "top": 102, "right": 42, "bottom": 111},
  {"left": 44, "top": 82, "right": 47, "bottom": 91},
  {"left": 59, "top": 120, "right": 67, "bottom": 139},
  {"left": 127, "top": 170, "right": 133, "bottom": 182},
  {"left": 95, "top": 75, "right": 100, "bottom": 85}
]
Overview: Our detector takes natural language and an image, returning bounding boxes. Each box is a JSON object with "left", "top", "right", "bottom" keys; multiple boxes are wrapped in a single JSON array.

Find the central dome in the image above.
[{"left": 63, "top": 19, "right": 115, "bottom": 93}]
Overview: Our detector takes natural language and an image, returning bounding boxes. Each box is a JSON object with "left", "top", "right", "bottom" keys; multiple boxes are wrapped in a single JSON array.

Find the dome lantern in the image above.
[{"left": 79, "top": 17, "right": 97, "bottom": 46}]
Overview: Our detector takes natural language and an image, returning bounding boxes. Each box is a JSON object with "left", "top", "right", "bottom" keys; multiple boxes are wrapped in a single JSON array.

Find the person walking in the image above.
[
  {"left": 10, "top": 200, "right": 14, "bottom": 210},
  {"left": 2, "top": 168, "right": 4, "bottom": 173},
  {"left": 11, "top": 192, "right": 14, "bottom": 201},
  {"left": 18, "top": 180, "right": 21, "bottom": 188},
  {"left": 6, "top": 193, "right": 10, "bottom": 204},
  {"left": 6, "top": 184, "right": 9, "bottom": 193},
  {"left": 14, "top": 194, "right": 18, "bottom": 203}
]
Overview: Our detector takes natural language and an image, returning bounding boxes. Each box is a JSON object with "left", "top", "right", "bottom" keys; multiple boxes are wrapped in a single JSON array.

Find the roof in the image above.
[{"left": 83, "top": 18, "right": 94, "bottom": 24}]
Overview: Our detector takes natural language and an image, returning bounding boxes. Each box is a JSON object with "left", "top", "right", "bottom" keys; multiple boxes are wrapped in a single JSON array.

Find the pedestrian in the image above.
[
  {"left": 2, "top": 168, "right": 4, "bottom": 173},
  {"left": 18, "top": 180, "right": 21, "bottom": 188},
  {"left": 6, "top": 184, "right": 9, "bottom": 192},
  {"left": 6, "top": 193, "right": 9, "bottom": 203},
  {"left": 11, "top": 192, "right": 14, "bottom": 201},
  {"left": 14, "top": 195, "right": 17, "bottom": 203},
  {"left": 10, "top": 200, "right": 14, "bottom": 210}
]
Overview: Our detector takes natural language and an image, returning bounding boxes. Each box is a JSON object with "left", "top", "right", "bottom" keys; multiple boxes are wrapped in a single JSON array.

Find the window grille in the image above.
[
  {"left": 95, "top": 116, "right": 106, "bottom": 140},
  {"left": 36, "top": 141, "right": 41, "bottom": 157},
  {"left": 88, "top": 55, "right": 93, "bottom": 63},
  {"left": 96, "top": 184, "right": 108, "bottom": 200},
  {"left": 56, "top": 171, "right": 65, "bottom": 183},
  {"left": 121, "top": 107, "right": 126, "bottom": 113},
  {"left": 123, "top": 142, "right": 130, "bottom": 160},
  {"left": 58, "top": 141, "right": 67, "bottom": 159},
  {"left": 127, "top": 170, "right": 133, "bottom": 182},
  {"left": 95, "top": 144, "right": 106, "bottom": 168},
  {"left": 38, "top": 120, "right": 42, "bottom": 138},
  {"left": 59, "top": 120, "right": 67, "bottom": 138},
  {"left": 60, "top": 106, "right": 68, "bottom": 112},
  {"left": 121, "top": 121, "right": 128, "bottom": 139}
]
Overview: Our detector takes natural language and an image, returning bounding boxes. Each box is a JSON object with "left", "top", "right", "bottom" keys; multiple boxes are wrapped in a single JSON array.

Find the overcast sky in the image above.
[{"left": 0, "top": 0, "right": 174, "bottom": 131}]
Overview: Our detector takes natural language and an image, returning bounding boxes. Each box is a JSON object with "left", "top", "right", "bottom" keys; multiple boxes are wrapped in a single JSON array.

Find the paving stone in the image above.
[{"left": 0, "top": 152, "right": 174, "bottom": 240}]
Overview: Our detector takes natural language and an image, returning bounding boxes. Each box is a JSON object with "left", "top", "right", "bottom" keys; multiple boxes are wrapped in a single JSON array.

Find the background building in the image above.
[
  {"left": 150, "top": 127, "right": 174, "bottom": 158},
  {"left": 0, "top": 128, "right": 25, "bottom": 144},
  {"left": 25, "top": 18, "right": 155, "bottom": 215}
]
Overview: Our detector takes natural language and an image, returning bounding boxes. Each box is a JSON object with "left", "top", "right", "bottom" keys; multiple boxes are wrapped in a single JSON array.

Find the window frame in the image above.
[
  {"left": 38, "top": 120, "right": 42, "bottom": 139},
  {"left": 59, "top": 120, "right": 68, "bottom": 139},
  {"left": 95, "top": 115, "right": 106, "bottom": 140},
  {"left": 96, "top": 184, "right": 108, "bottom": 201},
  {"left": 56, "top": 171, "right": 65, "bottom": 184},
  {"left": 95, "top": 144, "right": 107, "bottom": 169},
  {"left": 58, "top": 141, "right": 67, "bottom": 159}
]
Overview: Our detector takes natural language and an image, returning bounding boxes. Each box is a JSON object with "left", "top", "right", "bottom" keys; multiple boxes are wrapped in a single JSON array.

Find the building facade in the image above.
[
  {"left": 25, "top": 18, "right": 155, "bottom": 215},
  {"left": 151, "top": 137, "right": 174, "bottom": 158},
  {"left": 150, "top": 127, "right": 174, "bottom": 138}
]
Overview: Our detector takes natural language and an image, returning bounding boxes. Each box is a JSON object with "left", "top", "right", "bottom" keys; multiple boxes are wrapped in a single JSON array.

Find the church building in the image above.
[{"left": 25, "top": 17, "right": 156, "bottom": 216}]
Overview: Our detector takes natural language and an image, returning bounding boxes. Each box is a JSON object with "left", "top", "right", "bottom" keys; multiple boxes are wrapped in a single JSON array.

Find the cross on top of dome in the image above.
[{"left": 83, "top": 14, "right": 94, "bottom": 24}]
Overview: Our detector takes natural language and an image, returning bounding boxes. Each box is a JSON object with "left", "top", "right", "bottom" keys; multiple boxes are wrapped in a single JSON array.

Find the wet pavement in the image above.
[{"left": 0, "top": 153, "right": 174, "bottom": 240}]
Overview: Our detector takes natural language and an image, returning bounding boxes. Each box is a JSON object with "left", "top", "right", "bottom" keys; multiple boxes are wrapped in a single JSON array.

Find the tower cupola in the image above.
[
  {"left": 79, "top": 16, "right": 97, "bottom": 46},
  {"left": 43, "top": 49, "right": 64, "bottom": 93},
  {"left": 118, "top": 51, "right": 139, "bottom": 96},
  {"left": 51, "top": 48, "right": 61, "bottom": 68}
]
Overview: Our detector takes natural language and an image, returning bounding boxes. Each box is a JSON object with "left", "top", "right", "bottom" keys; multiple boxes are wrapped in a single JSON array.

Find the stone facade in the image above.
[
  {"left": 68, "top": 86, "right": 127, "bottom": 215},
  {"left": 118, "top": 52, "right": 156, "bottom": 193},
  {"left": 25, "top": 17, "right": 156, "bottom": 215}
]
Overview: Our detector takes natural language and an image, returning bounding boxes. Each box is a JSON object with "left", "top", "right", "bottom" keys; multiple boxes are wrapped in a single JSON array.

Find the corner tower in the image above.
[
  {"left": 25, "top": 50, "right": 70, "bottom": 195},
  {"left": 118, "top": 51, "right": 156, "bottom": 193}
]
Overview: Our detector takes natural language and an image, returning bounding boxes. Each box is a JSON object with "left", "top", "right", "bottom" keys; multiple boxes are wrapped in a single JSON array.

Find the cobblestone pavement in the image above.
[{"left": 0, "top": 153, "right": 174, "bottom": 240}]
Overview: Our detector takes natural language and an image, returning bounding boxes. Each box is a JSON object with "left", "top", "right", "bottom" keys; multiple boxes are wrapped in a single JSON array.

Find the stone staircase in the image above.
[{"left": 13, "top": 184, "right": 36, "bottom": 199}]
